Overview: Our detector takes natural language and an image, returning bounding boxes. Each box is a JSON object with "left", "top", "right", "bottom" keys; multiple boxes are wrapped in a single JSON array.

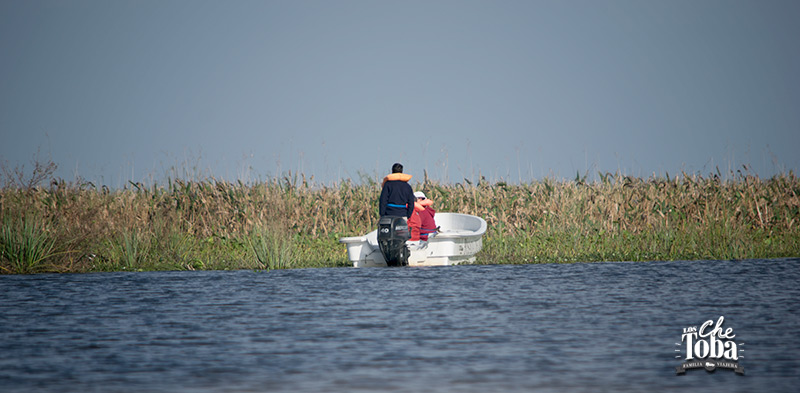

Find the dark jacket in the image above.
[{"left": 379, "top": 180, "right": 415, "bottom": 218}]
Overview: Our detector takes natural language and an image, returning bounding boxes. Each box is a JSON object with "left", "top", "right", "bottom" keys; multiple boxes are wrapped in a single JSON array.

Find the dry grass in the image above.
[
  {"left": 1, "top": 167, "right": 798, "bottom": 273},
  {"left": 451, "top": 171, "right": 800, "bottom": 263}
]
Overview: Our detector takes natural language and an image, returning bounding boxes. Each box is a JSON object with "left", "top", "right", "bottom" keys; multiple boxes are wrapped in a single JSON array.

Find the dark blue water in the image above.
[{"left": 1, "top": 259, "right": 799, "bottom": 392}]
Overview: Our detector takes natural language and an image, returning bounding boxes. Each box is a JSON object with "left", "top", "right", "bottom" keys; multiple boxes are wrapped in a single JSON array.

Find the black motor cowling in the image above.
[{"left": 377, "top": 216, "right": 410, "bottom": 267}]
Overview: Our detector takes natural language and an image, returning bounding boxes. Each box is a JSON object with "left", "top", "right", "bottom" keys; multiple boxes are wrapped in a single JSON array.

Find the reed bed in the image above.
[{"left": 1, "top": 169, "right": 798, "bottom": 273}]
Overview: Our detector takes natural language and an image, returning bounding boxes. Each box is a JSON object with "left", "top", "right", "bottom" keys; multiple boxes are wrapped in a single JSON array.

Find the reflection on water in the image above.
[{"left": 1, "top": 259, "right": 799, "bottom": 392}]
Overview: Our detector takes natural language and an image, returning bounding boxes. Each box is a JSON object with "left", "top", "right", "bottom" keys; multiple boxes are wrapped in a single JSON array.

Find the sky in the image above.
[{"left": 2, "top": 0, "right": 799, "bottom": 187}]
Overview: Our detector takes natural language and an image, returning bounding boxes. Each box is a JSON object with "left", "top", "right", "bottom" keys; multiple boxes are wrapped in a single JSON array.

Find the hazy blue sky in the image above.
[{"left": 2, "top": 0, "right": 798, "bottom": 186}]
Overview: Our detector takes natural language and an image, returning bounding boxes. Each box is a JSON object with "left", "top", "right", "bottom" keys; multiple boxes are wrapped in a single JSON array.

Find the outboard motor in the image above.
[{"left": 377, "top": 216, "right": 410, "bottom": 266}]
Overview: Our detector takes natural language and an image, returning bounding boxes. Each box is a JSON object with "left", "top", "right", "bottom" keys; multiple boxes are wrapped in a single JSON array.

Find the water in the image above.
[{"left": 1, "top": 259, "right": 799, "bottom": 392}]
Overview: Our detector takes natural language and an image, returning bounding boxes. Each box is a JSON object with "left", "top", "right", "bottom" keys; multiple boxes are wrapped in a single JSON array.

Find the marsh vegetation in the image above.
[{"left": 1, "top": 162, "right": 798, "bottom": 273}]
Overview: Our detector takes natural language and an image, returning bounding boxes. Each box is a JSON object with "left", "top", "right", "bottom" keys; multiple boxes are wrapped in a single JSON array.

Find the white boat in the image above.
[{"left": 339, "top": 213, "right": 487, "bottom": 267}]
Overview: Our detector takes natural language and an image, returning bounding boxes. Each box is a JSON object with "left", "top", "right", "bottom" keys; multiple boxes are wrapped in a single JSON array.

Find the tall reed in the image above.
[{"left": 1, "top": 167, "right": 798, "bottom": 273}]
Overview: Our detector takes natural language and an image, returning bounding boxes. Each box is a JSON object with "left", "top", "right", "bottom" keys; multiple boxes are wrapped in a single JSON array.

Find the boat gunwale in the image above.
[{"left": 338, "top": 213, "right": 486, "bottom": 244}]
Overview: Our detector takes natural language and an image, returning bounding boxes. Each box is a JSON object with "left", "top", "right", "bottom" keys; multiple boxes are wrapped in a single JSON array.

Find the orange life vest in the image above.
[{"left": 381, "top": 173, "right": 412, "bottom": 187}]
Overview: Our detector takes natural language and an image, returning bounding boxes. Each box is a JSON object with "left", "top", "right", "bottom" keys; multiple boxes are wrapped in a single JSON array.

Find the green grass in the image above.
[
  {"left": 248, "top": 224, "right": 295, "bottom": 270},
  {"left": 477, "top": 224, "right": 797, "bottom": 264},
  {"left": 0, "top": 215, "right": 60, "bottom": 274}
]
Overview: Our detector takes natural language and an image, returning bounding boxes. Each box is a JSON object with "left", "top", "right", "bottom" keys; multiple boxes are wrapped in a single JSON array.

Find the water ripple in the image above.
[{"left": 1, "top": 259, "right": 798, "bottom": 392}]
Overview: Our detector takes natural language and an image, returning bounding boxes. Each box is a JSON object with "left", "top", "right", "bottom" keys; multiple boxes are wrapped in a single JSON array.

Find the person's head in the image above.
[
  {"left": 414, "top": 191, "right": 426, "bottom": 201},
  {"left": 392, "top": 163, "right": 403, "bottom": 173}
]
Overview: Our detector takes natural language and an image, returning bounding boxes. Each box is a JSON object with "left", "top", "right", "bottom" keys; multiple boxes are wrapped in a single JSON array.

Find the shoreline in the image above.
[{"left": 2, "top": 172, "right": 798, "bottom": 274}]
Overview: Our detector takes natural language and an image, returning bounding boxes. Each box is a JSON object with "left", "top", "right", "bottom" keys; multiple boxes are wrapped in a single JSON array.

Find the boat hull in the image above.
[{"left": 340, "top": 213, "right": 486, "bottom": 267}]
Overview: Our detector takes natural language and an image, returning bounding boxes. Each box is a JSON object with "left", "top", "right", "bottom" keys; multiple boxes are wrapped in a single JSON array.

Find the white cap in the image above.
[{"left": 414, "top": 191, "right": 426, "bottom": 199}]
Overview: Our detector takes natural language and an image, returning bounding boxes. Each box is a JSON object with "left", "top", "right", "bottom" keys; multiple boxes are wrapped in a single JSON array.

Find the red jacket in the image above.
[
  {"left": 408, "top": 201, "right": 425, "bottom": 241},
  {"left": 419, "top": 206, "right": 437, "bottom": 241}
]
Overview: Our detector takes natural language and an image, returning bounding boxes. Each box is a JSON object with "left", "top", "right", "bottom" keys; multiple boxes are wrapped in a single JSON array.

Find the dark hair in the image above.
[{"left": 392, "top": 163, "right": 403, "bottom": 173}]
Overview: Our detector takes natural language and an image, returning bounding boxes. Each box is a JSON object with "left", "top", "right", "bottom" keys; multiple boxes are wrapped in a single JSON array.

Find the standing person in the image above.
[
  {"left": 379, "top": 163, "right": 415, "bottom": 218},
  {"left": 415, "top": 191, "right": 438, "bottom": 241}
]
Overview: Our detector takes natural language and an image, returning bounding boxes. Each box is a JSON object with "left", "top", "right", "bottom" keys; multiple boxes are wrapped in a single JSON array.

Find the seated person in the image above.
[
  {"left": 408, "top": 198, "right": 425, "bottom": 243},
  {"left": 414, "top": 191, "right": 438, "bottom": 241}
]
